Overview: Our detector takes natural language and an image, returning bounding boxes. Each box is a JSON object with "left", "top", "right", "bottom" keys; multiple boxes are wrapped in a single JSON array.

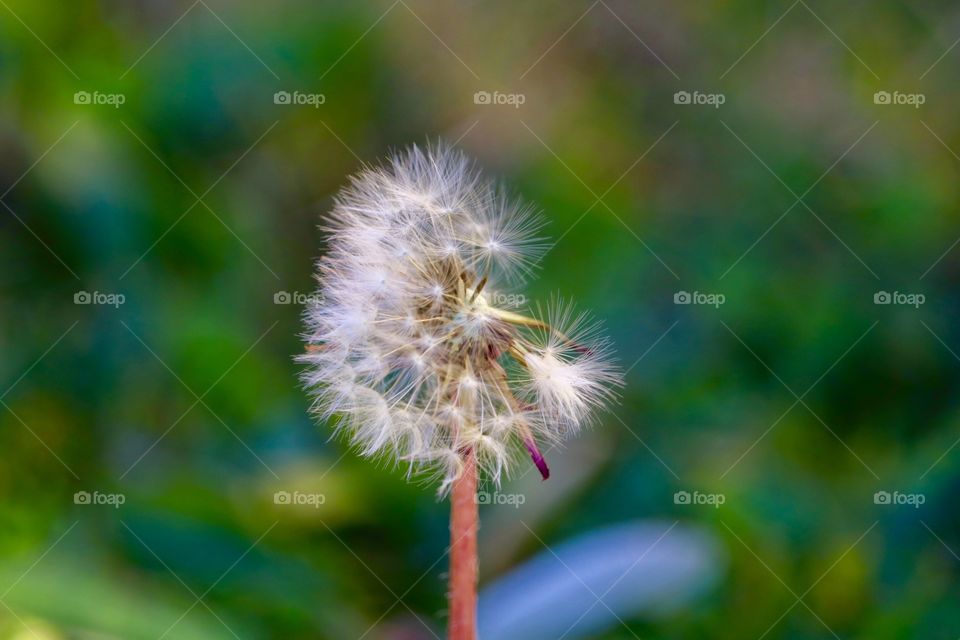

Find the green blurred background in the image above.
[{"left": 2, "top": 1, "right": 960, "bottom": 637}]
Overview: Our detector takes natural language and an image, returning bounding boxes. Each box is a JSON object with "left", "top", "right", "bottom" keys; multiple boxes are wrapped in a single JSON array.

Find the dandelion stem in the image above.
[{"left": 449, "top": 448, "right": 478, "bottom": 640}]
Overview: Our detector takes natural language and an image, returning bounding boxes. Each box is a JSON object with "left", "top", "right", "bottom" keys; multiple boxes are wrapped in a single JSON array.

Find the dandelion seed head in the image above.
[{"left": 299, "top": 143, "right": 621, "bottom": 495}]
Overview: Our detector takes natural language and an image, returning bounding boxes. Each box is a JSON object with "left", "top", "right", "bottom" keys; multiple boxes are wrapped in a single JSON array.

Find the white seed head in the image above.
[{"left": 299, "top": 144, "right": 621, "bottom": 495}]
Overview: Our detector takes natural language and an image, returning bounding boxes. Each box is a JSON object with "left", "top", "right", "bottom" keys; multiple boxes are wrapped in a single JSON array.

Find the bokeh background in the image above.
[{"left": 3, "top": 1, "right": 960, "bottom": 638}]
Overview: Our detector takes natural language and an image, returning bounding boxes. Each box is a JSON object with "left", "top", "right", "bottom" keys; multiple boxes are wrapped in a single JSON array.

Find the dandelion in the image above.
[{"left": 298, "top": 143, "right": 621, "bottom": 639}]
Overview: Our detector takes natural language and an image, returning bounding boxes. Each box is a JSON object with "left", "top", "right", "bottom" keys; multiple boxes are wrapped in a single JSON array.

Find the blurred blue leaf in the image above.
[{"left": 478, "top": 520, "right": 722, "bottom": 640}]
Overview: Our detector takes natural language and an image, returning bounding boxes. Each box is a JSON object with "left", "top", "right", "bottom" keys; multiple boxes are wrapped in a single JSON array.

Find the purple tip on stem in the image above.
[{"left": 524, "top": 438, "right": 550, "bottom": 480}]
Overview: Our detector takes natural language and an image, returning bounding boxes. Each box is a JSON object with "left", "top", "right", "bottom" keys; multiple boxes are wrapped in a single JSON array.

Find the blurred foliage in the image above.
[{"left": 2, "top": 0, "right": 960, "bottom": 637}]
